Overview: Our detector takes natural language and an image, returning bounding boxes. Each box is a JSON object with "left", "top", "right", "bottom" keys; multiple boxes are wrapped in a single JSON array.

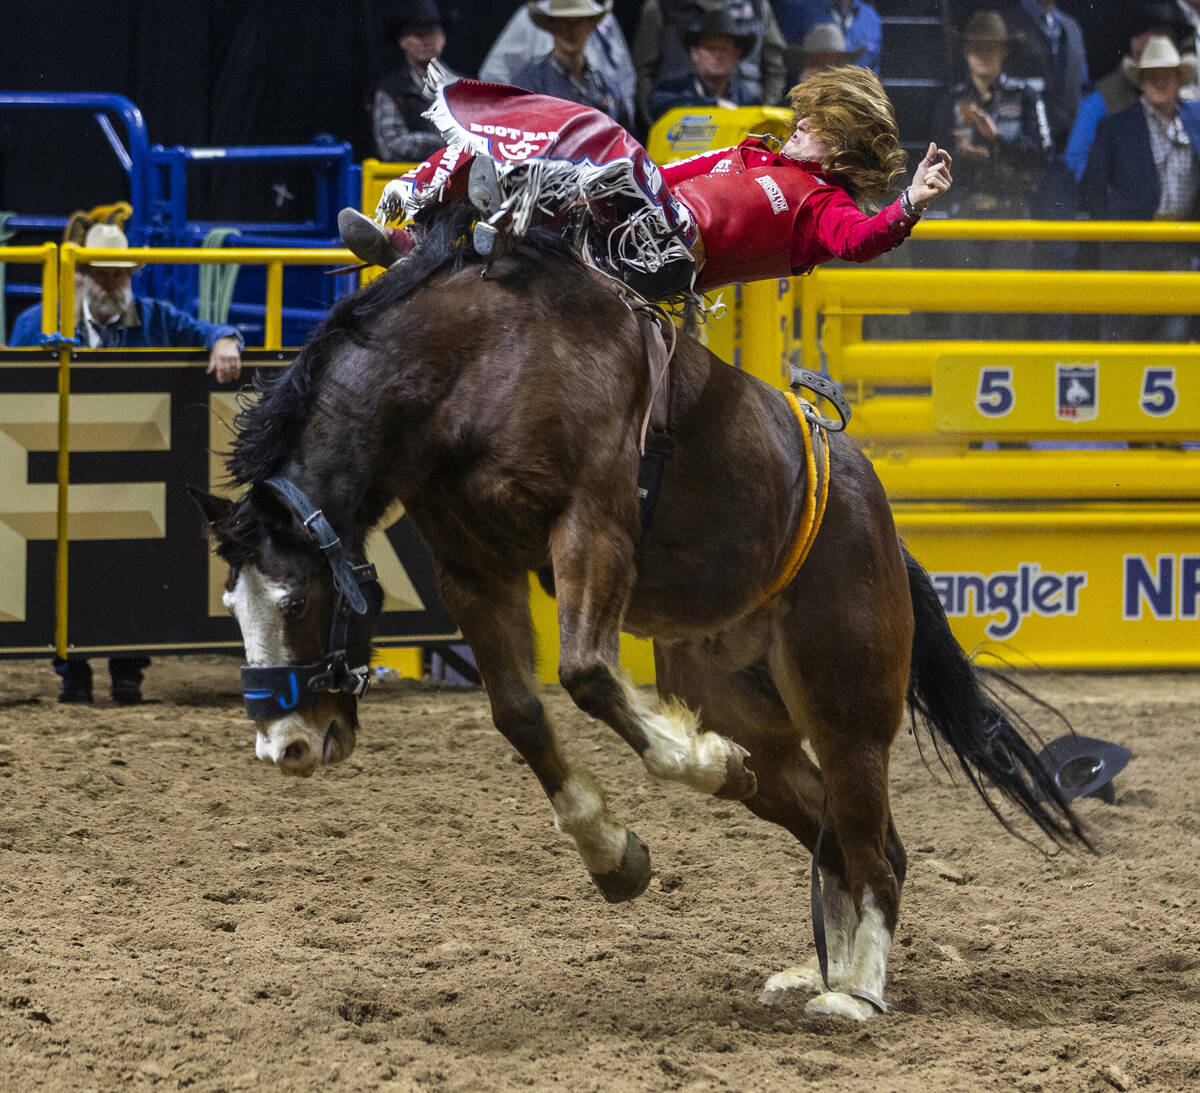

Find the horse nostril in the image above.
[{"left": 282, "top": 740, "right": 309, "bottom": 764}]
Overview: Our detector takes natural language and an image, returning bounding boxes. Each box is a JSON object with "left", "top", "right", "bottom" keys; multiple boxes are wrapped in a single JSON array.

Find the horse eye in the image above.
[{"left": 280, "top": 595, "right": 307, "bottom": 621}]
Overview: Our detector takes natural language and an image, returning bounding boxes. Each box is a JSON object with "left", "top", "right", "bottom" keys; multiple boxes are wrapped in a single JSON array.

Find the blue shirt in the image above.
[
  {"left": 772, "top": 0, "right": 882, "bottom": 74},
  {"left": 9, "top": 295, "right": 240, "bottom": 350},
  {"left": 512, "top": 53, "right": 633, "bottom": 130},
  {"left": 1063, "top": 90, "right": 1108, "bottom": 181}
]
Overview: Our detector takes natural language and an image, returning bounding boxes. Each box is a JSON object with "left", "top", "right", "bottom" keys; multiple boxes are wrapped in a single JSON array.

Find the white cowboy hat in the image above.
[
  {"left": 796, "top": 22, "right": 865, "bottom": 63},
  {"left": 81, "top": 222, "right": 140, "bottom": 269},
  {"left": 1122, "top": 34, "right": 1199, "bottom": 85},
  {"left": 527, "top": 0, "right": 611, "bottom": 33}
]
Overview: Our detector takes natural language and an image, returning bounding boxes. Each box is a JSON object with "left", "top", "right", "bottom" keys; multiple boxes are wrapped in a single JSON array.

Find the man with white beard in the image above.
[
  {"left": 7, "top": 220, "right": 244, "bottom": 704},
  {"left": 9, "top": 222, "right": 243, "bottom": 380}
]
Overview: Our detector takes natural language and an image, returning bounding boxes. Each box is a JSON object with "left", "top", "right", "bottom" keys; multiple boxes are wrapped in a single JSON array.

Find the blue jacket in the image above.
[
  {"left": 1080, "top": 99, "right": 1200, "bottom": 220},
  {"left": 9, "top": 294, "right": 240, "bottom": 349}
]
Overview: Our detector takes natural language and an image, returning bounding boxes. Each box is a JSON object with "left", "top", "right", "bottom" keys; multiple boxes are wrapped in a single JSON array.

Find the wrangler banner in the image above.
[{"left": 0, "top": 350, "right": 459, "bottom": 657}]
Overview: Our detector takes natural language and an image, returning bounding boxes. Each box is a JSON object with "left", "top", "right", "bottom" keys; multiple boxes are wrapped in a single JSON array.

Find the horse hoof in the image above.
[
  {"left": 714, "top": 744, "right": 757, "bottom": 800},
  {"left": 589, "top": 830, "right": 651, "bottom": 904},
  {"left": 804, "top": 991, "right": 876, "bottom": 1022},
  {"left": 758, "top": 961, "right": 825, "bottom": 1004}
]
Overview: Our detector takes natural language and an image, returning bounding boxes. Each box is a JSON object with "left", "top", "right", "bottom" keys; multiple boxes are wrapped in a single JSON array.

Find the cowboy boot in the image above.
[{"left": 338, "top": 208, "right": 412, "bottom": 268}]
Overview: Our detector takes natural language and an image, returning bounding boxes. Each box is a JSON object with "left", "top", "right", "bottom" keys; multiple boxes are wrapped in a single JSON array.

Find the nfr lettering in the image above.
[{"left": 1123, "top": 554, "right": 1200, "bottom": 620}]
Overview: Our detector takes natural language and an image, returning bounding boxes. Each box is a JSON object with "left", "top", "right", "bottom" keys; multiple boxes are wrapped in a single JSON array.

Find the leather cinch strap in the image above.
[{"left": 753, "top": 392, "right": 831, "bottom": 610}]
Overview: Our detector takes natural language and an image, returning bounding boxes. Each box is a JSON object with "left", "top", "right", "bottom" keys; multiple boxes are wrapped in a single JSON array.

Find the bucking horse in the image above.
[{"left": 190, "top": 205, "right": 1086, "bottom": 1021}]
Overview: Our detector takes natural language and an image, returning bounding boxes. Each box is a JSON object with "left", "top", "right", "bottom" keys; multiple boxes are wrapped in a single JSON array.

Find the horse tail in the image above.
[{"left": 902, "top": 544, "right": 1090, "bottom": 850}]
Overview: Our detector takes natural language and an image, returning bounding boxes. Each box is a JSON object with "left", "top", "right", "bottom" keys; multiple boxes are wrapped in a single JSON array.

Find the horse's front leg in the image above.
[
  {"left": 438, "top": 566, "right": 650, "bottom": 903},
  {"left": 550, "top": 506, "right": 755, "bottom": 801}
]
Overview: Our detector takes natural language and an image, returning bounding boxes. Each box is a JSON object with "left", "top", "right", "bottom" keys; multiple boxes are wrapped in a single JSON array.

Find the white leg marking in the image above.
[
  {"left": 552, "top": 773, "right": 627, "bottom": 876},
  {"left": 759, "top": 871, "right": 857, "bottom": 1004},
  {"left": 805, "top": 889, "right": 891, "bottom": 1021},
  {"left": 623, "top": 682, "right": 746, "bottom": 794}
]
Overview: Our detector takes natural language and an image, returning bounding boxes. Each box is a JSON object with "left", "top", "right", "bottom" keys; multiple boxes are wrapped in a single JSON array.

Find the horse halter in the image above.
[{"left": 239, "top": 476, "right": 380, "bottom": 721}]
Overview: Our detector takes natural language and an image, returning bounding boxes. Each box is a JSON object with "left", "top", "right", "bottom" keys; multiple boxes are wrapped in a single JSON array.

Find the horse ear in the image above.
[{"left": 186, "top": 485, "right": 234, "bottom": 529}]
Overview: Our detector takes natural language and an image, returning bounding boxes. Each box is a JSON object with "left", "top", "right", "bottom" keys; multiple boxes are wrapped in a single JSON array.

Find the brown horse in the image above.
[{"left": 192, "top": 207, "right": 1085, "bottom": 1021}]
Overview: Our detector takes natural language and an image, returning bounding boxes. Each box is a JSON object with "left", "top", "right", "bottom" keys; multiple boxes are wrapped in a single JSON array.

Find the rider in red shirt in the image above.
[{"left": 340, "top": 66, "right": 952, "bottom": 298}]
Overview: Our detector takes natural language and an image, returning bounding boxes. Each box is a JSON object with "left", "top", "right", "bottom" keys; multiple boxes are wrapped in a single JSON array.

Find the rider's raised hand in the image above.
[{"left": 907, "top": 142, "right": 953, "bottom": 212}]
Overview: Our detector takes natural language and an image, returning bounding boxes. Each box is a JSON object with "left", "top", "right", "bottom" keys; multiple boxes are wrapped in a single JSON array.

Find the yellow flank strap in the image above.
[{"left": 755, "top": 392, "right": 831, "bottom": 609}]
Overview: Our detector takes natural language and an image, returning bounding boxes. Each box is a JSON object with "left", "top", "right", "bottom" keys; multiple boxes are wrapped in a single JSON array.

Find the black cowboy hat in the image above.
[
  {"left": 1128, "top": 2, "right": 1190, "bottom": 42},
  {"left": 683, "top": 9, "right": 760, "bottom": 56},
  {"left": 385, "top": 0, "right": 442, "bottom": 40},
  {"left": 953, "top": 10, "right": 1021, "bottom": 47},
  {"left": 1035, "top": 734, "right": 1131, "bottom": 805}
]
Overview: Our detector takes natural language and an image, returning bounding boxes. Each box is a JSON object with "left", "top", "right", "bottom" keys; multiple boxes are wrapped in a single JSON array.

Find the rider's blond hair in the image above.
[{"left": 787, "top": 67, "right": 907, "bottom": 207}]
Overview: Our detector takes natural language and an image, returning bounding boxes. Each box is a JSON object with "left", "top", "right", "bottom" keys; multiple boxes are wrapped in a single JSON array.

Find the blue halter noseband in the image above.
[{"left": 239, "top": 476, "right": 380, "bottom": 721}]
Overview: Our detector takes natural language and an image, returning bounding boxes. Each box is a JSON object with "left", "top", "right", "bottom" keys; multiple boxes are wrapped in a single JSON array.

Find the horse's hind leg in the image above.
[
  {"left": 549, "top": 508, "right": 756, "bottom": 800},
  {"left": 654, "top": 642, "right": 865, "bottom": 999},
  {"left": 438, "top": 566, "right": 651, "bottom": 903},
  {"left": 763, "top": 593, "right": 911, "bottom": 1021}
]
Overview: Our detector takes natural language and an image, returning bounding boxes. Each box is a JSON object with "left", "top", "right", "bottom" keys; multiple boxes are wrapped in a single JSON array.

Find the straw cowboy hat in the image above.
[
  {"left": 527, "top": 0, "right": 612, "bottom": 32},
  {"left": 1122, "top": 34, "right": 1199, "bottom": 85},
  {"left": 684, "top": 9, "right": 759, "bottom": 57},
  {"left": 81, "top": 222, "right": 141, "bottom": 269},
  {"left": 795, "top": 22, "right": 864, "bottom": 65}
]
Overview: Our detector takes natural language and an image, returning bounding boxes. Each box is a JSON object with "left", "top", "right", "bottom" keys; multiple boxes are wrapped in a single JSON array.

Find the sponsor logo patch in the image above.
[
  {"left": 755, "top": 174, "right": 789, "bottom": 214},
  {"left": 1056, "top": 362, "right": 1098, "bottom": 421}
]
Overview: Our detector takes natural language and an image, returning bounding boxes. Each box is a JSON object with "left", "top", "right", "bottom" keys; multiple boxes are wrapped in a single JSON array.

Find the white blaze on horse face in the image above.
[
  {"left": 551, "top": 772, "right": 627, "bottom": 876},
  {"left": 223, "top": 564, "right": 294, "bottom": 668},
  {"left": 622, "top": 681, "right": 743, "bottom": 795},
  {"left": 224, "top": 565, "right": 324, "bottom": 775}
]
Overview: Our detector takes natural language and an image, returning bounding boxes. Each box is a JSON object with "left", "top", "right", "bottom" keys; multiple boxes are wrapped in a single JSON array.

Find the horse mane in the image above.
[{"left": 228, "top": 203, "right": 493, "bottom": 487}]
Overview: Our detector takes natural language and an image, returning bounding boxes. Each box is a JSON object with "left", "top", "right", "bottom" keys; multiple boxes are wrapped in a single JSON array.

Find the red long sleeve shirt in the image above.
[{"left": 662, "top": 140, "right": 917, "bottom": 291}]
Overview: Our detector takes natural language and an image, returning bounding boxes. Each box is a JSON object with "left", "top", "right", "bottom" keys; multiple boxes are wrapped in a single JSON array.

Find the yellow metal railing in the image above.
[
  {"left": 40, "top": 243, "right": 354, "bottom": 656},
  {"left": 0, "top": 242, "right": 58, "bottom": 337}
]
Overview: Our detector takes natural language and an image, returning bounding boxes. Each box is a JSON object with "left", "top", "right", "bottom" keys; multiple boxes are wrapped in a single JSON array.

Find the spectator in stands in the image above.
[
  {"left": 774, "top": 0, "right": 881, "bottom": 75},
  {"left": 633, "top": 0, "right": 786, "bottom": 130},
  {"left": 646, "top": 9, "right": 759, "bottom": 120},
  {"left": 931, "top": 10, "right": 1051, "bottom": 338},
  {"left": 511, "top": 0, "right": 634, "bottom": 129},
  {"left": 9, "top": 218, "right": 244, "bottom": 704},
  {"left": 1064, "top": 3, "right": 1190, "bottom": 181},
  {"left": 481, "top": 2, "right": 636, "bottom": 126},
  {"left": 372, "top": 0, "right": 453, "bottom": 163},
  {"left": 786, "top": 22, "right": 864, "bottom": 86},
  {"left": 1080, "top": 36, "right": 1200, "bottom": 341},
  {"left": 1003, "top": 0, "right": 1088, "bottom": 155},
  {"left": 934, "top": 11, "right": 1052, "bottom": 218}
]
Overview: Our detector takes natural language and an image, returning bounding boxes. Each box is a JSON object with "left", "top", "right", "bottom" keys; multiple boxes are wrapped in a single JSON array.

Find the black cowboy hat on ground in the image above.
[{"left": 1035, "top": 734, "right": 1132, "bottom": 805}]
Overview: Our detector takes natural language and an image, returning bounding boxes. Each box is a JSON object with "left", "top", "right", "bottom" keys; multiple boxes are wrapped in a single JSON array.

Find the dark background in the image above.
[{"left": 0, "top": 1, "right": 1122, "bottom": 224}]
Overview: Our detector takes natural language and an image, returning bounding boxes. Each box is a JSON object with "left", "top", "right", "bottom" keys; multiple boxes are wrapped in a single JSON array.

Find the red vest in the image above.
[{"left": 670, "top": 150, "right": 823, "bottom": 290}]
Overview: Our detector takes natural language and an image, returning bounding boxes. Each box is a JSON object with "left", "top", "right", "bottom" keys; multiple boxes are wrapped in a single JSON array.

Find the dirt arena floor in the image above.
[{"left": 1, "top": 656, "right": 1198, "bottom": 1092}]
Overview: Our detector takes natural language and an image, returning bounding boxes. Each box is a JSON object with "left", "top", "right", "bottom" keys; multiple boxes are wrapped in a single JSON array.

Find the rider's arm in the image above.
[
  {"left": 801, "top": 186, "right": 920, "bottom": 264},
  {"left": 661, "top": 147, "right": 740, "bottom": 187}
]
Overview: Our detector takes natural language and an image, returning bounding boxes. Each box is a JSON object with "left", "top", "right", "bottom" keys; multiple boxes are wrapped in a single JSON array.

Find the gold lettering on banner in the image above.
[
  {"left": 206, "top": 393, "right": 426, "bottom": 618},
  {"left": 0, "top": 393, "right": 169, "bottom": 622}
]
